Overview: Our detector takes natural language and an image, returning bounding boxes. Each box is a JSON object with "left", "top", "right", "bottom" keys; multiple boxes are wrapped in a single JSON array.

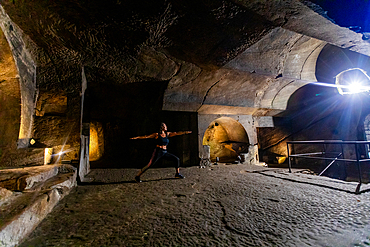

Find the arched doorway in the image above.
[{"left": 202, "top": 117, "right": 249, "bottom": 162}]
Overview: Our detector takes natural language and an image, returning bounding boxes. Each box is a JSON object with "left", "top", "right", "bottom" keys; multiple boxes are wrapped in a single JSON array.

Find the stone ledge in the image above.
[
  {"left": 0, "top": 164, "right": 75, "bottom": 191},
  {"left": 0, "top": 164, "right": 77, "bottom": 247}
]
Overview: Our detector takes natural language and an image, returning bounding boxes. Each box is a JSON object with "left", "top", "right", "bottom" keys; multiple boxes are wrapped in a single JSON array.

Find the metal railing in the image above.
[{"left": 287, "top": 140, "right": 370, "bottom": 193}]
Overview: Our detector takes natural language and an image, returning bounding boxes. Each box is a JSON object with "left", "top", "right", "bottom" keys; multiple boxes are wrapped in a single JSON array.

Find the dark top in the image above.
[{"left": 157, "top": 132, "right": 169, "bottom": 146}]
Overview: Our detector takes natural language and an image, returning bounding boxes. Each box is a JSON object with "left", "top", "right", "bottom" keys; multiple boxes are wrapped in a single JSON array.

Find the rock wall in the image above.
[
  {"left": 0, "top": 23, "right": 20, "bottom": 166},
  {"left": 0, "top": 8, "right": 36, "bottom": 167},
  {"left": 0, "top": 6, "right": 83, "bottom": 168},
  {"left": 225, "top": 27, "right": 325, "bottom": 81},
  {"left": 0, "top": 6, "right": 37, "bottom": 148}
]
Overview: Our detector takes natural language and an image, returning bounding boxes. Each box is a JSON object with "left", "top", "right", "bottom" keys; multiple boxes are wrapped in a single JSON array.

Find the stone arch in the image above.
[
  {"left": 269, "top": 34, "right": 326, "bottom": 111},
  {"left": 202, "top": 117, "right": 249, "bottom": 162}
]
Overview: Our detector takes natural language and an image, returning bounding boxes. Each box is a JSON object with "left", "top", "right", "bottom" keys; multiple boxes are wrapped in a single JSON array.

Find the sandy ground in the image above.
[{"left": 20, "top": 163, "right": 370, "bottom": 247}]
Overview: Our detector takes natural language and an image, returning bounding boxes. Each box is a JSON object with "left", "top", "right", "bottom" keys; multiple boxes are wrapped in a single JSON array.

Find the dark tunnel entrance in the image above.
[
  {"left": 85, "top": 75, "right": 169, "bottom": 168},
  {"left": 84, "top": 72, "right": 198, "bottom": 169}
]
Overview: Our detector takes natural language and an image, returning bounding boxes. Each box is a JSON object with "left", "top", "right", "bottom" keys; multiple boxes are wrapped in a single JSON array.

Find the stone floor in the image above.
[{"left": 20, "top": 163, "right": 370, "bottom": 247}]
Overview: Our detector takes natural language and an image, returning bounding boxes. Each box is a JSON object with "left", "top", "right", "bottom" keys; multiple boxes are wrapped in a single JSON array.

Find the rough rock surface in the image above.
[
  {"left": 0, "top": 187, "right": 12, "bottom": 206},
  {"left": 2, "top": 0, "right": 370, "bottom": 169},
  {"left": 20, "top": 164, "right": 370, "bottom": 247},
  {"left": 0, "top": 164, "right": 77, "bottom": 247}
]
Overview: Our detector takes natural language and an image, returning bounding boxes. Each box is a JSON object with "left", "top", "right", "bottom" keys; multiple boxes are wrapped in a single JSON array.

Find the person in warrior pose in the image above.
[{"left": 130, "top": 122, "right": 192, "bottom": 183}]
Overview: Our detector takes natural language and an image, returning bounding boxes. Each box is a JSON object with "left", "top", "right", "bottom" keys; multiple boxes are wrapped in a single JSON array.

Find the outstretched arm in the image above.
[
  {"left": 168, "top": 131, "right": 192, "bottom": 138},
  {"left": 130, "top": 133, "right": 158, "bottom": 140}
]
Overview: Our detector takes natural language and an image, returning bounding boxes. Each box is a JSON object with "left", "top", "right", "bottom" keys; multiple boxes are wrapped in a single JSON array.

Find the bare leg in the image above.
[
  {"left": 136, "top": 162, "right": 151, "bottom": 177},
  {"left": 137, "top": 148, "right": 158, "bottom": 177}
]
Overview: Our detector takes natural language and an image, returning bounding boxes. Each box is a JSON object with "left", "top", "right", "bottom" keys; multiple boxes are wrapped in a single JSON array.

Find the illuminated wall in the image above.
[
  {"left": 89, "top": 122, "right": 104, "bottom": 161},
  {"left": 0, "top": 22, "right": 20, "bottom": 167},
  {"left": 0, "top": 8, "right": 37, "bottom": 148}
]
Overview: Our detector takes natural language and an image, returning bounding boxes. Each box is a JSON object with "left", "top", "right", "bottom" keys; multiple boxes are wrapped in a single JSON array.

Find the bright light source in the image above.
[
  {"left": 57, "top": 151, "right": 64, "bottom": 156},
  {"left": 335, "top": 68, "right": 370, "bottom": 95},
  {"left": 29, "top": 138, "right": 36, "bottom": 145},
  {"left": 348, "top": 81, "right": 362, "bottom": 94}
]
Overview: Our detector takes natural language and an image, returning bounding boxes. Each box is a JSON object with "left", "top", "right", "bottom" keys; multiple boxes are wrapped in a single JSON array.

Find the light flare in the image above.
[{"left": 335, "top": 68, "right": 370, "bottom": 95}]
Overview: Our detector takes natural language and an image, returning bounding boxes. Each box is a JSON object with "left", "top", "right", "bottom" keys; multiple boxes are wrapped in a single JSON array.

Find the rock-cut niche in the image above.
[
  {"left": 89, "top": 121, "right": 104, "bottom": 161},
  {"left": 203, "top": 117, "right": 249, "bottom": 162}
]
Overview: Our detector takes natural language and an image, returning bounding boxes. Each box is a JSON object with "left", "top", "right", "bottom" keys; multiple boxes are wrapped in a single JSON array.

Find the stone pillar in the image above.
[{"left": 78, "top": 67, "right": 90, "bottom": 182}]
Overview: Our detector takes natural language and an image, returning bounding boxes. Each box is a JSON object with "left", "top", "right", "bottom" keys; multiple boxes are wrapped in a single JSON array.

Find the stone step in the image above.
[
  {"left": 0, "top": 164, "right": 77, "bottom": 247},
  {"left": 0, "top": 164, "right": 71, "bottom": 191}
]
